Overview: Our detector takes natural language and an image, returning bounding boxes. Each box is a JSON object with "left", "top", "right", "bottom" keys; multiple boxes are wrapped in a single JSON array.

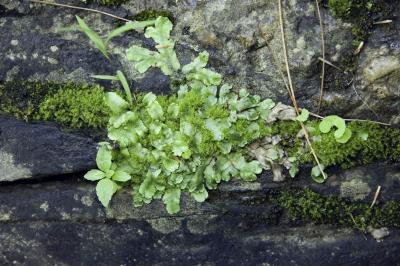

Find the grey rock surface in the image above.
[
  {"left": 0, "top": 117, "right": 97, "bottom": 182},
  {"left": 0, "top": 0, "right": 398, "bottom": 122}
]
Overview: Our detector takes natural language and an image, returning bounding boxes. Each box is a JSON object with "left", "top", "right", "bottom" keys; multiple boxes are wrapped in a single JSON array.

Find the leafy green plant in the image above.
[
  {"left": 75, "top": 15, "right": 361, "bottom": 213},
  {"left": 75, "top": 16, "right": 285, "bottom": 213}
]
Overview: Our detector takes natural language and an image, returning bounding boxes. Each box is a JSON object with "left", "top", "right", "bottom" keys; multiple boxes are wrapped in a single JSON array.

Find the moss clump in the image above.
[
  {"left": 38, "top": 85, "right": 108, "bottom": 128},
  {"left": 328, "top": 0, "right": 354, "bottom": 17},
  {"left": 277, "top": 189, "right": 400, "bottom": 230},
  {"left": 271, "top": 120, "right": 400, "bottom": 169},
  {"left": 133, "top": 9, "right": 175, "bottom": 24},
  {"left": 0, "top": 81, "right": 60, "bottom": 121},
  {"left": 0, "top": 81, "right": 108, "bottom": 129}
]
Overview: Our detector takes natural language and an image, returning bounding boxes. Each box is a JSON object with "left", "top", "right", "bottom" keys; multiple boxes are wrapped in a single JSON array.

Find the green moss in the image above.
[
  {"left": 0, "top": 81, "right": 108, "bottom": 129},
  {"left": 277, "top": 188, "right": 400, "bottom": 230},
  {"left": 328, "top": 0, "right": 353, "bottom": 17},
  {"left": 0, "top": 81, "right": 61, "bottom": 121},
  {"left": 38, "top": 85, "right": 109, "bottom": 128},
  {"left": 133, "top": 9, "right": 175, "bottom": 24},
  {"left": 271, "top": 120, "right": 400, "bottom": 169}
]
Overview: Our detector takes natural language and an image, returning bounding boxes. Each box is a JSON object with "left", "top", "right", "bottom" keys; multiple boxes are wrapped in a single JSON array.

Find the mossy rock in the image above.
[{"left": 0, "top": 81, "right": 109, "bottom": 129}]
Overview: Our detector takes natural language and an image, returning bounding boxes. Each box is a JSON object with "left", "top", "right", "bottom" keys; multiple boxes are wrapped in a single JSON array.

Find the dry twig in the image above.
[
  {"left": 277, "top": 0, "right": 327, "bottom": 180},
  {"left": 315, "top": 0, "right": 326, "bottom": 114},
  {"left": 370, "top": 186, "right": 382, "bottom": 208}
]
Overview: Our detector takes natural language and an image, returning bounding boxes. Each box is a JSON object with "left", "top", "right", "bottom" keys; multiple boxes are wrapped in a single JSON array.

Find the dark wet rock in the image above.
[
  {"left": 0, "top": 117, "right": 97, "bottom": 182},
  {"left": 0, "top": 175, "right": 399, "bottom": 265}
]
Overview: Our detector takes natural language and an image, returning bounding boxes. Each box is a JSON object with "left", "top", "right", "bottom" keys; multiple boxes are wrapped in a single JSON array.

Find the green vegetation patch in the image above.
[
  {"left": 273, "top": 120, "right": 400, "bottom": 168},
  {"left": 277, "top": 188, "right": 400, "bottom": 230},
  {"left": 0, "top": 81, "right": 108, "bottom": 128}
]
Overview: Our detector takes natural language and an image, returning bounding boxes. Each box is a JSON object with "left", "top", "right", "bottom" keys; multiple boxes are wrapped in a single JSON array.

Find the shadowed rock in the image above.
[{"left": 0, "top": 117, "right": 97, "bottom": 182}]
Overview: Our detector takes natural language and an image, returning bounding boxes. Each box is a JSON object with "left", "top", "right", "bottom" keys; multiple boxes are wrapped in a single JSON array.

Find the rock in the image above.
[
  {"left": 0, "top": 0, "right": 356, "bottom": 114},
  {"left": 353, "top": 4, "right": 400, "bottom": 124},
  {"left": 0, "top": 177, "right": 399, "bottom": 265},
  {"left": 0, "top": 117, "right": 97, "bottom": 182}
]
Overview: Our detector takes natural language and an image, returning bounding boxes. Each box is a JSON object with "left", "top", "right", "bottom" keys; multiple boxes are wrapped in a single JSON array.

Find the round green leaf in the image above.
[
  {"left": 319, "top": 115, "right": 346, "bottom": 138},
  {"left": 96, "top": 178, "right": 118, "bottom": 207},
  {"left": 84, "top": 169, "right": 105, "bottom": 181},
  {"left": 335, "top": 128, "right": 352, "bottom": 144}
]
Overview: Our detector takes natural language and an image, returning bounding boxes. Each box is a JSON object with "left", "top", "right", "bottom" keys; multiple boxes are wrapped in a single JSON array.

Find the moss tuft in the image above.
[
  {"left": 277, "top": 188, "right": 400, "bottom": 230},
  {"left": 38, "top": 85, "right": 109, "bottom": 128},
  {"left": 0, "top": 81, "right": 108, "bottom": 129},
  {"left": 271, "top": 120, "right": 400, "bottom": 169}
]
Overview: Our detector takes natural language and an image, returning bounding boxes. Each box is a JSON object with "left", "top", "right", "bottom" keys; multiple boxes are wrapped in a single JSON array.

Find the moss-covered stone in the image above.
[
  {"left": 271, "top": 120, "right": 400, "bottom": 169},
  {"left": 0, "top": 81, "right": 108, "bottom": 129},
  {"left": 277, "top": 188, "right": 400, "bottom": 230},
  {"left": 38, "top": 85, "right": 109, "bottom": 128}
]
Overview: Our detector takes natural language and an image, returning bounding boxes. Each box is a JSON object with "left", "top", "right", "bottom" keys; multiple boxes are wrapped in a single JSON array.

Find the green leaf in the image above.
[
  {"left": 311, "top": 165, "right": 326, "bottom": 184},
  {"left": 335, "top": 127, "right": 352, "bottom": 144},
  {"left": 116, "top": 70, "right": 133, "bottom": 105},
  {"left": 76, "top": 16, "right": 109, "bottom": 59},
  {"left": 84, "top": 169, "right": 105, "bottom": 181},
  {"left": 91, "top": 75, "right": 118, "bottom": 80},
  {"left": 139, "top": 176, "right": 157, "bottom": 199},
  {"left": 162, "top": 188, "right": 181, "bottom": 214},
  {"left": 144, "top": 17, "right": 173, "bottom": 45},
  {"left": 191, "top": 187, "right": 209, "bottom": 202},
  {"left": 108, "top": 127, "right": 137, "bottom": 147},
  {"left": 180, "top": 121, "right": 195, "bottom": 136},
  {"left": 112, "top": 170, "right": 131, "bottom": 182},
  {"left": 205, "top": 118, "right": 230, "bottom": 141},
  {"left": 96, "top": 178, "right": 118, "bottom": 207},
  {"left": 296, "top": 108, "right": 309, "bottom": 122},
  {"left": 109, "top": 111, "right": 137, "bottom": 128},
  {"left": 147, "top": 101, "right": 164, "bottom": 120},
  {"left": 186, "top": 68, "right": 222, "bottom": 86},
  {"left": 240, "top": 160, "right": 262, "bottom": 181},
  {"left": 259, "top": 99, "right": 275, "bottom": 110},
  {"left": 319, "top": 115, "right": 346, "bottom": 138},
  {"left": 163, "top": 158, "right": 179, "bottom": 172},
  {"left": 289, "top": 165, "right": 299, "bottom": 178},
  {"left": 126, "top": 46, "right": 160, "bottom": 73},
  {"left": 104, "top": 92, "right": 129, "bottom": 114},
  {"left": 96, "top": 145, "right": 112, "bottom": 172},
  {"left": 219, "top": 84, "right": 232, "bottom": 104},
  {"left": 182, "top": 51, "right": 209, "bottom": 74},
  {"left": 106, "top": 20, "right": 156, "bottom": 42}
]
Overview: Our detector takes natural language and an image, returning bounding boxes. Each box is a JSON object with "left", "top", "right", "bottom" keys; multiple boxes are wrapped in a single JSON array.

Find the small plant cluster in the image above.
[
  {"left": 79, "top": 16, "right": 290, "bottom": 213},
  {"left": 278, "top": 189, "right": 400, "bottom": 229},
  {"left": 74, "top": 15, "right": 391, "bottom": 213}
]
